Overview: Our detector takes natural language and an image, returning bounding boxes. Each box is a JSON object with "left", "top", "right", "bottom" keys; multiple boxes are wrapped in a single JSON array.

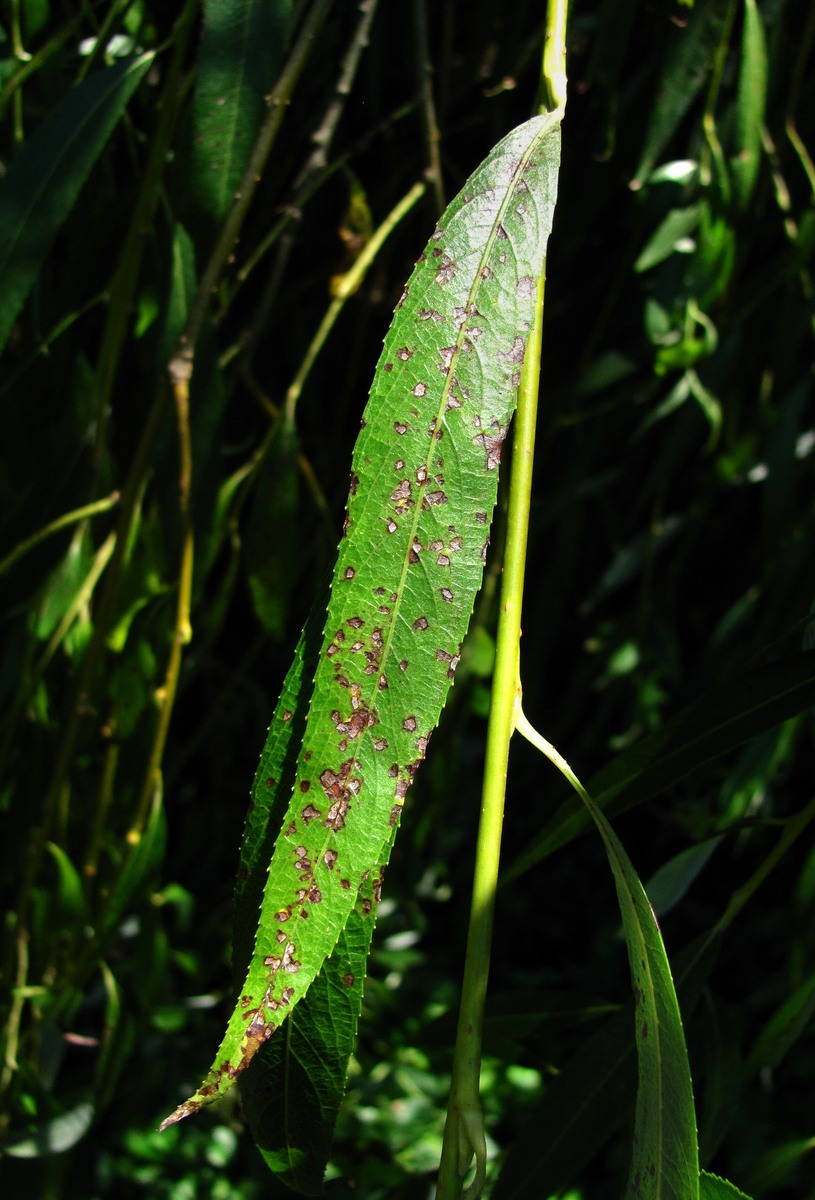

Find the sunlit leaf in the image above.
[{"left": 161, "top": 109, "right": 562, "bottom": 1130}]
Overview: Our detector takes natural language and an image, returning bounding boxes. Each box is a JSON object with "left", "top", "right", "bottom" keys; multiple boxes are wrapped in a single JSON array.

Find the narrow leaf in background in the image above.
[
  {"left": 191, "top": 0, "right": 295, "bottom": 221},
  {"left": 515, "top": 715, "right": 699, "bottom": 1200},
  {"left": 0, "top": 53, "right": 154, "bottom": 355}
]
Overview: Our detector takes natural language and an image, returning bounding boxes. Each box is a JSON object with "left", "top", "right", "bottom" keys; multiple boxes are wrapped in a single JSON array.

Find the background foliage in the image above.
[{"left": 1, "top": 1, "right": 813, "bottom": 1197}]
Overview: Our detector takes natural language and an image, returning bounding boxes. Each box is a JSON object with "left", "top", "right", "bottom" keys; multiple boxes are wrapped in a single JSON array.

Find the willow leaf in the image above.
[
  {"left": 699, "top": 1172, "right": 752, "bottom": 1200},
  {"left": 730, "top": 0, "right": 767, "bottom": 212},
  {"left": 232, "top": 593, "right": 385, "bottom": 1192},
  {"left": 0, "top": 53, "right": 154, "bottom": 355},
  {"left": 504, "top": 649, "right": 815, "bottom": 879},
  {"left": 515, "top": 719, "right": 699, "bottom": 1200},
  {"left": 161, "top": 110, "right": 561, "bottom": 1128},
  {"left": 602, "top": 811, "right": 699, "bottom": 1199},
  {"left": 192, "top": 0, "right": 294, "bottom": 221},
  {"left": 240, "top": 869, "right": 384, "bottom": 1194}
]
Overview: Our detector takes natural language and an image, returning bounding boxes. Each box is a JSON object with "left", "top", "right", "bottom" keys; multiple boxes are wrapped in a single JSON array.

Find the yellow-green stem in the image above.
[
  {"left": 436, "top": 267, "right": 546, "bottom": 1200},
  {"left": 284, "top": 181, "right": 426, "bottom": 425},
  {"left": 0, "top": 492, "right": 119, "bottom": 578}
]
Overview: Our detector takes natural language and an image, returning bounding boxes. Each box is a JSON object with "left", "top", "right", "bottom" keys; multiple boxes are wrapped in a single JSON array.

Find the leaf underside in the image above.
[{"left": 161, "top": 110, "right": 561, "bottom": 1130}]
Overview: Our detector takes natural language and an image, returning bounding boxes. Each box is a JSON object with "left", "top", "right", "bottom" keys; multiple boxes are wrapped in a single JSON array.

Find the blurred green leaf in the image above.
[
  {"left": 644, "top": 836, "right": 722, "bottom": 919},
  {"left": 192, "top": 0, "right": 294, "bottom": 221},
  {"left": 0, "top": 53, "right": 154, "bottom": 354},
  {"left": 730, "top": 0, "right": 767, "bottom": 212},
  {"left": 632, "top": 0, "right": 731, "bottom": 188},
  {"left": 44, "top": 840, "right": 88, "bottom": 929},
  {"left": 3, "top": 1101, "right": 95, "bottom": 1157},
  {"left": 748, "top": 970, "right": 815, "bottom": 1074},
  {"left": 635, "top": 205, "right": 700, "bottom": 273},
  {"left": 245, "top": 423, "right": 300, "bottom": 638}
]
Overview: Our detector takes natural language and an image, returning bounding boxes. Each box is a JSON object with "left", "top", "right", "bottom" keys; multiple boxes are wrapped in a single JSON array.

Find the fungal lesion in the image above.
[
  {"left": 473, "top": 424, "right": 507, "bottom": 470},
  {"left": 330, "top": 702, "right": 378, "bottom": 741},
  {"left": 499, "top": 334, "right": 526, "bottom": 365},
  {"left": 319, "top": 758, "right": 363, "bottom": 831},
  {"left": 390, "top": 478, "right": 414, "bottom": 512},
  {"left": 433, "top": 255, "right": 456, "bottom": 285}
]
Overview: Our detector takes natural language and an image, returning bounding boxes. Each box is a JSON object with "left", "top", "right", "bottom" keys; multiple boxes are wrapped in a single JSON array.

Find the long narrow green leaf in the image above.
[
  {"left": 515, "top": 717, "right": 699, "bottom": 1199},
  {"left": 161, "top": 110, "right": 561, "bottom": 1129},
  {"left": 492, "top": 933, "right": 722, "bottom": 1198},
  {"left": 0, "top": 53, "right": 154, "bottom": 355},
  {"left": 631, "top": 0, "right": 730, "bottom": 188},
  {"left": 192, "top": 0, "right": 294, "bottom": 221},
  {"left": 600, "top": 810, "right": 699, "bottom": 1199},
  {"left": 730, "top": 0, "right": 767, "bottom": 211},
  {"left": 231, "top": 595, "right": 382, "bottom": 1192}
]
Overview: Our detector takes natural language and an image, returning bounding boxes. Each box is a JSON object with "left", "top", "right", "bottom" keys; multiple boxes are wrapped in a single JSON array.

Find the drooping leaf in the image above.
[
  {"left": 0, "top": 53, "right": 154, "bottom": 355},
  {"left": 492, "top": 933, "right": 722, "bottom": 1198},
  {"left": 515, "top": 724, "right": 699, "bottom": 1200},
  {"left": 191, "top": 0, "right": 294, "bottom": 221},
  {"left": 161, "top": 109, "right": 562, "bottom": 1129}
]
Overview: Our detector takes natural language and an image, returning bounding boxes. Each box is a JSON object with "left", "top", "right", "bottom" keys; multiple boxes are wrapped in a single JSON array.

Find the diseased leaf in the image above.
[
  {"left": 0, "top": 53, "right": 154, "bottom": 355},
  {"left": 192, "top": 0, "right": 294, "bottom": 221},
  {"left": 161, "top": 110, "right": 561, "bottom": 1128},
  {"left": 231, "top": 593, "right": 379, "bottom": 1192},
  {"left": 240, "top": 872, "right": 383, "bottom": 1195}
]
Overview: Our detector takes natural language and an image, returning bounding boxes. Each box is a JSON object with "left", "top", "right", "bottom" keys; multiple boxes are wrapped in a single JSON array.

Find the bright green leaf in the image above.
[{"left": 161, "top": 109, "right": 562, "bottom": 1129}]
